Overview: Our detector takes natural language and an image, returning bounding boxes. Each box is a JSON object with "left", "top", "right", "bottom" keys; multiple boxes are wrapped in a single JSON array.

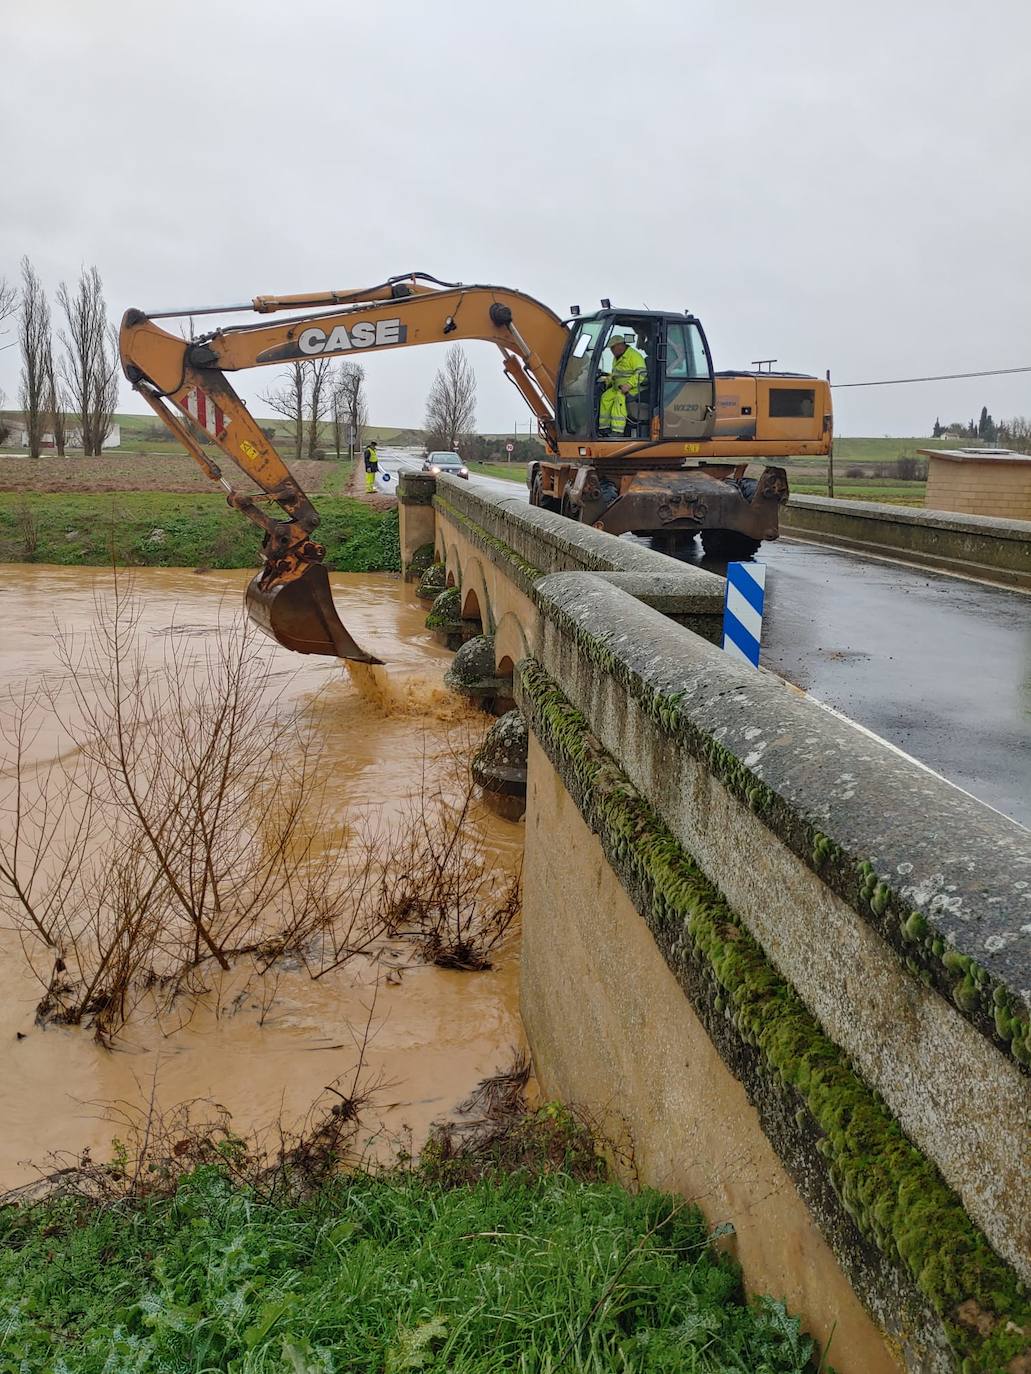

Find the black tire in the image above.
[
  {"left": 700, "top": 528, "right": 761, "bottom": 560},
  {"left": 650, "top": 530, "right": 698, "bottom": 558},
  {"left": 530, "top": 471, "right": 561, "bottom": 513}
]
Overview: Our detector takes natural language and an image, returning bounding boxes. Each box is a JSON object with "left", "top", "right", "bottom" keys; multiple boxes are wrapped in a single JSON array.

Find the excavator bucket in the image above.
[{"left": 244, "top": 562, "right": 383, "bottom": 663}]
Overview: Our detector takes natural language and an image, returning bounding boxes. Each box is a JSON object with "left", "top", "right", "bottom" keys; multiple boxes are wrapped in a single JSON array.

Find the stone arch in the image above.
[
  {"left": 444, "top": 541, "right": 462, "bottom": 589},
  {"left": 494, "top": 612, "right": 529, "bottom": 676},
  {"left": 459, "top": 557, "right": 492, "bottom": 631},
  {"left": 461, "top": 587, "right": 482, "bottom": 624}
]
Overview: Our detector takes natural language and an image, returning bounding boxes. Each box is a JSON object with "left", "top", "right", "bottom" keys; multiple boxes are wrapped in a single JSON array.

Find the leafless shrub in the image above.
[
  {"left": 0, "top": 573, "right": 389, "bottom": 1041},
  {"left": 1, "top": 1050, "right": 380, "bottom": 1208},
  {"left": 13, "top": 497, "right": 39, "bottom": 557},
  {"left": 375, "top": 775, "right": 520, "bottom": 970},
  {"left": 420, "top": 1052, "right": 610, "bottom": 1187}
]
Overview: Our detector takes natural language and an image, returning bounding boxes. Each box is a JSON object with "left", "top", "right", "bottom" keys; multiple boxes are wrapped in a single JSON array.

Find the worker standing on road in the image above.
[
  {"left": 363, "top": 439, "right": 379, "bottom": 493},
  {"left": 598, "top": 333, "right": 647, "bottom": 437}
]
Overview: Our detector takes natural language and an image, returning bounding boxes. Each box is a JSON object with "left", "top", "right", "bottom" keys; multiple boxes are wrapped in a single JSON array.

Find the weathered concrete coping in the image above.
[
  {"left": 532, "top": 569, "right": 1031, "bottom": 1064},
  {"left": 779, "top": 494, "right": 1031, "bottom": 589},
  {"left": 789, "top": 493, "right": 1031, "bottom": 543},
  {"left": 429, "top": 472, "right": 726, "bottom": 619}
]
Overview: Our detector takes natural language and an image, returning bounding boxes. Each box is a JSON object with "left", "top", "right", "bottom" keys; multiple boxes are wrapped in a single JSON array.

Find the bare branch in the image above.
[
  {"left": 424, "top": 344, "right": 476, "bottom": 453},
  {"left": 259, "top": 363, "right": 306, "bottom": 463},
  {"left": 18, "top": 257, "right": 53, "bottom": 458},
  {"left": 57, "top": 265, "right": 118, "bottom": 455},
  {"left": 332, "top": 361, "right": 367, "bottom": 461}
]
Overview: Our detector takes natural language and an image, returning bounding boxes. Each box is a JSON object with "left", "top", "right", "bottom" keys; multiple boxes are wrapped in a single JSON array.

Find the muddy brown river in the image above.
[{"left": 0, "top": 566, "right": 524, "bottom": 1189}]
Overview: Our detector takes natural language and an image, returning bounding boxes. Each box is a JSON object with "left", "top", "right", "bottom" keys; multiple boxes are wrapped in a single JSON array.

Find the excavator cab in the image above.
[{"left": 556, "top": 310, "right": 716, "bottom": 443}]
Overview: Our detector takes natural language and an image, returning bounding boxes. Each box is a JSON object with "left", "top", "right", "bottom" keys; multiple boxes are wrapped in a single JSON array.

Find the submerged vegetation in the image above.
[{"left": 0, "top": 577, "right": 517, "bottom": 1041}]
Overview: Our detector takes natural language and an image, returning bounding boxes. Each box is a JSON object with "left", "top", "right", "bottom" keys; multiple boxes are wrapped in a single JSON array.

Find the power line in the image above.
[{"left": 833, "top": 365, "right": 1031, "bottom": 389}]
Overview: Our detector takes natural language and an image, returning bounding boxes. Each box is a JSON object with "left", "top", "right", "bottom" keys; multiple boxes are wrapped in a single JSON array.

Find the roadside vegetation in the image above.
[
  {"left": 0, "top": 490, "right": 399, "bottom": 572},
  {"left": 0, "top": 1083, "right": 828, "bottom": 1374}
]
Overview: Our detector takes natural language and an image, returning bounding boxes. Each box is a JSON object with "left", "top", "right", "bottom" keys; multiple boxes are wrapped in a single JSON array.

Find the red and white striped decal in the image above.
[{"left": 180, "top": 386, "right": 229, "bottom": 439}]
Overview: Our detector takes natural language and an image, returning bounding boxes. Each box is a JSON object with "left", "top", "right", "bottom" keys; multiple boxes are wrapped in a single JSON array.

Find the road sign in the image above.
[
  {"left": 722, "top": 561, "right": 766, "bottom": 668},
  {"left": 506, "top": 442, "right": 514, "bottom": 453}
]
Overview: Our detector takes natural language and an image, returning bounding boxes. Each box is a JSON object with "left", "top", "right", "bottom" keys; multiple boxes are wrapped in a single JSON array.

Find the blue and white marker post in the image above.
[{"left": 722, "top": 561, "right": 767, "bottom": 668}]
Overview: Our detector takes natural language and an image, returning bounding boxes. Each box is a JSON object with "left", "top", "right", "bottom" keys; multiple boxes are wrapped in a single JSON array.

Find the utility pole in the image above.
[{"left": 826, "top": 369, "right": 835, "bottom": 497}]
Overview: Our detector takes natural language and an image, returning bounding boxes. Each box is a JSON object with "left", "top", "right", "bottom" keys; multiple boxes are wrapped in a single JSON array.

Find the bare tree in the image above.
[
  {"left": 332, "top": 361, "right": 367, "bottom": 460},
  {"left": 306, "top": 357, "right": 333, "bottom": 459},
  {"left": 44, "top": 351, "right": 66, "bottom": 456},
  {"left": 0, "top": 273, "right": 15, "bottom": 382},
  {"left": 998, "top": 417, "right": 1031, "bottom": 454},
  {"left": 57, "top": 265, "right": 119, "bottom": 455},
  {"left": 18, "top": 258, "right": 54, "bottom": 458},
  {"left": 0, "top": 273, "right": 16, "bottom": 432},
  {"left": 260, "top": 363, "right": 307, "bottom": 463},
  {"left": 0, "top": 275, "right": 15, "bottom": 328},
  {"left": 424, "top": 344, "right": 476, "bottom": 453}
]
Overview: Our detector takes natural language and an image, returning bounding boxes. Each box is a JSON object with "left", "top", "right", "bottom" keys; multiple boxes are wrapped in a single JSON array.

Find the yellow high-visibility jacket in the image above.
[{"left": 607, "top": 345, "right": 647, "bottom": 397}]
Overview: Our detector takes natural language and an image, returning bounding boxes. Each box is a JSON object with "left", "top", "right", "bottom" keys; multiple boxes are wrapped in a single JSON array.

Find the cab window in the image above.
[
  {"left": 665, "top": 322, "right": 709, "bottom": 379},
  {"left": 558, "top": 318, "right": 606, "bottom": 434}
]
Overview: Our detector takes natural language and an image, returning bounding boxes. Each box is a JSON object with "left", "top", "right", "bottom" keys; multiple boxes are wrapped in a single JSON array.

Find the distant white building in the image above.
[{"left": 15, "top": 423, "right": 121, "bottom": 450}]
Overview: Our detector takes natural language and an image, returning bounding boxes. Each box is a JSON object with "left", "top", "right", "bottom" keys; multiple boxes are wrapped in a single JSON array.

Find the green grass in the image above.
[
  {"left": 792, "top": 482, "right": 925, "bottom": 506},
  {"left": 828, "top": 436, "right": 968, "bottom": 462},
  {"left": 0, "top": 492, "right": 401, "bottom": 573},
  {"left": 467, "top": 461, "right": 526, "bottom": 483},
  {"left": 0, "top": 1166, "right": 824, "bottom": 1372}
]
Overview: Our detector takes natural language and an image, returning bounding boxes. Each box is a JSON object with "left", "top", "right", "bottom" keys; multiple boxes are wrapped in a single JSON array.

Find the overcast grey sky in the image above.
[{"left": 2, "top": 0, "right": 1029, "bottom": 437}]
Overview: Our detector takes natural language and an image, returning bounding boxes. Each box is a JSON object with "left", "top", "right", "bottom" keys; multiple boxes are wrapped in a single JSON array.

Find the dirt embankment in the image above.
[{"left": 0, "top": 453, "right": 346, "bottom": 495}]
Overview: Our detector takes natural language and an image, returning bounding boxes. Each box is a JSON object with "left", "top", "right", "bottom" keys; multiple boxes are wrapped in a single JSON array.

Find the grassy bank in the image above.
[
  {"left": 0, "top": 1164, "right": 823, "bottom": 1372},
  {"left": 468, "top": 460, "right": 527, "bottom": 483},
  {"left": 0, "top": 492, "right": 401, "bottom": 573}
]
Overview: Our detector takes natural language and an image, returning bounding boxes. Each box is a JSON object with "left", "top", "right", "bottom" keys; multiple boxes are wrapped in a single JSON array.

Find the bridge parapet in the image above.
[{"left": 400, "top": 473, "right": 1031, "bottom": 1374}]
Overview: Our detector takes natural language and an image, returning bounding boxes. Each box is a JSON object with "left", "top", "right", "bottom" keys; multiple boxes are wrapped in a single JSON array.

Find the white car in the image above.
[{"left": 422, "top": 451, "right": 469, "bottom": 479}]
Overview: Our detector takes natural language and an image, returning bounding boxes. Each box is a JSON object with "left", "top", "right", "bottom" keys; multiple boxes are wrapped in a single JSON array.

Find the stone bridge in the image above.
[{"left": 399, "top": 472, "right": 1030, "bottom": 1374}]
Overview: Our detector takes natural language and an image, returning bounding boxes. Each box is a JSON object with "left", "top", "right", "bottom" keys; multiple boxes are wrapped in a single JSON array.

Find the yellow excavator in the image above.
[{"left": 119, "top": 272, "right": 832, "bottom": 662}]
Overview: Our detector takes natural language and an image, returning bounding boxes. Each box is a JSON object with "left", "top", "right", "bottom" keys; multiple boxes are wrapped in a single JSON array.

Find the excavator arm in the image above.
[{"left": 119, "top": 274, "right": 570, "bottom": 661}]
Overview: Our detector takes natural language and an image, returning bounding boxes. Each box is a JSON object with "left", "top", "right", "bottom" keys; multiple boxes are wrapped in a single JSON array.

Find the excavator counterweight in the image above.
[{"left": 119, "top": 273, "right": 831, "bottom": 659}]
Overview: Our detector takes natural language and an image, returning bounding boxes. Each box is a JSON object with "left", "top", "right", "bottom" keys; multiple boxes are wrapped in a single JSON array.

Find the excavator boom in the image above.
[{"left": 119, "top": 275, "right": 569, "bottom": 660}]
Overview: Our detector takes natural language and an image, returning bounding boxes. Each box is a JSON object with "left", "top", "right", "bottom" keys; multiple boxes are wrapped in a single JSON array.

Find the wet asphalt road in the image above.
[
  {"left": 378, "top": 455, "right": 1030, "bottom": 826},
  {"left": 754, "top": 541, "right": 1031, "bottom": 828}
]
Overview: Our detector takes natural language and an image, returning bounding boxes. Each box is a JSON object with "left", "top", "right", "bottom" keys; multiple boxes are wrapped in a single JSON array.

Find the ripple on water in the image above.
[{"left": 0, "top": 566, "right": 525, "bottom": 1189}]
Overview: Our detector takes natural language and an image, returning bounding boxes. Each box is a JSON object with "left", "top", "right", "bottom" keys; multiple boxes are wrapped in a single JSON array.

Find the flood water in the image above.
[{"left": 0, "top": 566, "right": 525, "bottom": 1189}]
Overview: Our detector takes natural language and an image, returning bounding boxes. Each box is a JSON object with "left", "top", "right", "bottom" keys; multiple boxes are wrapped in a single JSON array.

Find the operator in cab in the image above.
[
  {"left": 363, "top": 438, "right": 379, "bottom": 493},
  {"left": 598, "top": 332, "right": 647, "bottom": 437}
]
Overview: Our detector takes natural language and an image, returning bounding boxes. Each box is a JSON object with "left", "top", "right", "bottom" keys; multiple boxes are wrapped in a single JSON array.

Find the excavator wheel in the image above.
[
  {"left": 700, "top": 528, "right": 761, "bottom": 560},
  {"left": 650, "top": 530, "right": 698, "bottom": 558},
  {"left": 530, "top": 470, "right": 560, "bottom": 513}
]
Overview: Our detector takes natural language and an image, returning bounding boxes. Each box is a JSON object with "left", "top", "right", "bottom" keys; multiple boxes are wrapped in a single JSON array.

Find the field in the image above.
[
  {"left": 0, "top": 490, "right": 400, "bottom": 572},
  {"left": 0, "top": 450, "right": 352, "bottom": 495},
  {"left": 467, "top": 459, "right": 530, "bottom": 482},
  {"left": 0, "top": 428, "right": 970, "bottom": 512},
  {"left": 108, "top": 413, "right": 425, "bottom": 456}
]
